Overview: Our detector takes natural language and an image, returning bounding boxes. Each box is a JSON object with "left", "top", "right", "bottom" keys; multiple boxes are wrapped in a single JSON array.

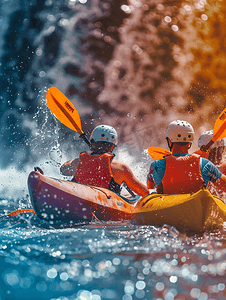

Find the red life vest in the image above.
[
  {"left": 207, "top": 163, "right": 226, "bottom": 198},
  {"left": 160, "top": 154, "right": 204, "bottom": 194},
  {"left": 74, "top": 152, "right": 114, "bottom": 189}
]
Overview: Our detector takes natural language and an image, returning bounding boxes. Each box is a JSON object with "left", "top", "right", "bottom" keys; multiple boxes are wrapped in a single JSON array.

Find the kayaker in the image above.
[
  {"left": 147, "top": 120, "right": 226, "bottom": 195},
  {"left": 60, "top": 125, "right": 149, "bottom": 196},
  {"left": 198, "top": 130, "right": 226, "bottom": 198}
]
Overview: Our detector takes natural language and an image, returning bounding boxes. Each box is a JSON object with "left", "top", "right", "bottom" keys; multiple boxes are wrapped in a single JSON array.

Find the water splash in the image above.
[{"left": 1, "top": 0, "right": 226, "bottom": 168}]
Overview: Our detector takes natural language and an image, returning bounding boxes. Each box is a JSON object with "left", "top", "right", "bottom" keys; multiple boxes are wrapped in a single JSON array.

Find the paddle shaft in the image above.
[
  {"left": 201, "top": 140, "right": 214, "bottom": 152},
  {"left": 79, "top": 133, "right": 91, "bottom": 147}
]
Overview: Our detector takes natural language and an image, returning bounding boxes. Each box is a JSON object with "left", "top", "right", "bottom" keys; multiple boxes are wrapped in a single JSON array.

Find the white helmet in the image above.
[
  {"left": 90, "top": 125, "right": 118, "bottom": 145},
  {"left": 198, "top": 130, "right": 226, "bottom": 149},
  {"left": 166, "top": 120, "right": 194, "bottom": 143}
]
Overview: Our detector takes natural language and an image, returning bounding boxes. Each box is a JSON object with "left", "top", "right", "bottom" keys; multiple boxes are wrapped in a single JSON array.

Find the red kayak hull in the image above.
[{"left": 28, "top": 171, "right": 135, "bottom": 224}]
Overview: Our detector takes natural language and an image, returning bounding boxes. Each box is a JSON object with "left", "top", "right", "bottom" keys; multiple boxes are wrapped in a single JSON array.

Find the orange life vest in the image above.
[
  {"left": 160, "top": 154, "right": 204, "bottom": 194},
  {"left": 74, "top": 152, "right": 114, "bottom": 189},
  {"left": 207, "top": 163, "right": 226, "bottom": 198}
]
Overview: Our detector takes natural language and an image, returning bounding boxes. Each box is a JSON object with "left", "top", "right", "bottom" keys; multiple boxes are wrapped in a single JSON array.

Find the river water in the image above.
[
  {"left": 1, "top": 0, "right": 226, "bottom": 299},
  {"left": 1, "top": 209, "right": 226, "bottom": 300}
]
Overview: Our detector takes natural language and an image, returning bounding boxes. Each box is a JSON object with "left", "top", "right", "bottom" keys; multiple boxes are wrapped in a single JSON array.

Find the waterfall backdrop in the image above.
[{"left": 1, "top": 0, "right": 226, "bottom": 171}]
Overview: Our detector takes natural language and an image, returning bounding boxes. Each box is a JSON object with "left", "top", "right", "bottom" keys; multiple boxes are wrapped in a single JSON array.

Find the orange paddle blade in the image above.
[
  {"left": 8, "top": 209, "right": 36, "bottom": 217},
  {"left": 213, "top": 108, "right": 226, "bottom": 141},
  {"left": 148, "top": 146, "right": 171, "bottom": 160},
  {"left": 46, "top": 86, "right": 83, "bottom": 134}
]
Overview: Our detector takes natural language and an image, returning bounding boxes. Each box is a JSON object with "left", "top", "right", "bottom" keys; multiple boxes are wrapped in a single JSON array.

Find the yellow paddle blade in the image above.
[
  {"left": 148, "top": 146, "right": 171, "bottom": 160},
  {"left": 213, "top": 107, "right": 226, "bottom": 141},
  {"left": 148, "top": 147, "right": 209, "bottom": 160},
  {"left": 46, "top": 86, "right": 83, "bottom": 134}
]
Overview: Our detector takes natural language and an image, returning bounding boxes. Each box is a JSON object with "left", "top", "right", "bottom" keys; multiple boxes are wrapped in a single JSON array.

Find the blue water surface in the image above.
[{"left": 0, "top": 204, "right": 226, "bottom": 300}]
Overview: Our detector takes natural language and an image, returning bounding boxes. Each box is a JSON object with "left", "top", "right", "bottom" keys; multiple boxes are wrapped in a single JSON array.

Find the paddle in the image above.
[
  {"left": 148, "top": 147, "right": 209, "bottom": 160},
  {"left": 8, "top": 209, "right": 36, "bottom": 217},
  {"left": 148, "top": 107, "right": 226, "bottom": 160},
  {"left": 0, "top": 209, "right": 36, "bottom": 220},
  {"left": 201, "top": 107, "right": 226, "bottom": 151},
  {"left": 148, "top": 147, "right": 171, "bottom": 160},
  {"left": 46, "top": 86, "right": 90, "bottom": 146},
  {"left": 46, "top": 87, "right": 136, "bottom": 198}
]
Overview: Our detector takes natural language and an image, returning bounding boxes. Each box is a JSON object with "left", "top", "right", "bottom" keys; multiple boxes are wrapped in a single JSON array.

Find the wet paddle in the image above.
[
  {"left": 8, "top": 209, "right": 36, "bottom": 217},
  {"left": 201, "top": 107, "right": 226, "bottom": 151},
  {"left": 46, "top": 87, "right": 136, "bottom": 197},
  {"left": 148, "top": 147, "right": 171, "bottom": 160},
  {"left": 148, "top": 147, "right": 209, "bottom": 160},
  {"left": 46, "top": 86, "right": 90, "bottom": 146},
  {"left": 0, "top": 209, "right": 36, "bottom": 220},
  {"left": 148, "top": 107, "right": 226, "bottom": 160}
]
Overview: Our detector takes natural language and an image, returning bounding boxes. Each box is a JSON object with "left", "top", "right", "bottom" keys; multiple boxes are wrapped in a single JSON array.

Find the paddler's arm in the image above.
[
  {"left": 202, "top": 158, "right": 226, "bottom": 190},
  {"left": 117, "top": 163, "right": 149, "bottom": 197},
  {"left": 60, "top": 158, "right": 79, "bottom": 176},
  {"left": 214, "top": 174, "right": 226, "bottom": 190}
]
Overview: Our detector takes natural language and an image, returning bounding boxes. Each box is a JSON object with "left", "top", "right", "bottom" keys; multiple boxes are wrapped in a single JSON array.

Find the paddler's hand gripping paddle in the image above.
[
  {"left": 46, "top": 86, "right": 90, "bottom": 146},
  {"left": 148, "top": 107, "right": 226, "bottom": 160}
]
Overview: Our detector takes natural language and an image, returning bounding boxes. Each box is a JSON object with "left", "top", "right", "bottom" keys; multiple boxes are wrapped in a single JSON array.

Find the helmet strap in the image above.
[{"left": 166, "top": 138, "right": 173, "bottom": 151}]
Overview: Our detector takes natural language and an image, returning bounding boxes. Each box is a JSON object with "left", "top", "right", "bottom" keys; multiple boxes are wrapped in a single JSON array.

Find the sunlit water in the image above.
[{"left": 1, "top": 207, "right": 226, "bottom": 300}]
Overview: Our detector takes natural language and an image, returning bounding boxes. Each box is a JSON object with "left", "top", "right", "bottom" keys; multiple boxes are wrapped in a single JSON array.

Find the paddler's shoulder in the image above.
[
  {"left": 151, "top": 158, "right": 166, "bottom": 168},
  {"left": 218, "top": 163, "right": 226, "bottom": 174}
]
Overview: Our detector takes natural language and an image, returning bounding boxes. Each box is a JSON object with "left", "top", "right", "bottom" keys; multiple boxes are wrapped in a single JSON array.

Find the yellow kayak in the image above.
[{"left": 134, "top": 189, "right": 226, "bottom": 232}]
